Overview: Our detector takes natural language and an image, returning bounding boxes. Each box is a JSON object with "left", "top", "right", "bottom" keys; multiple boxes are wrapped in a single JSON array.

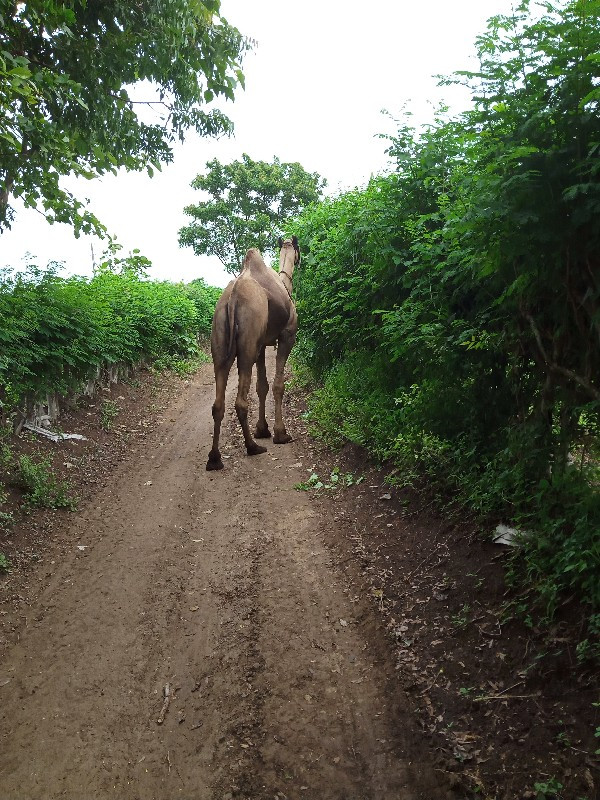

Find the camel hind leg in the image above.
[
  {"left": 206, "top": 357, "right": 234, "bottom": 471},
  {"left": 235, "top": 359, "right": 267, "bottom": 457},
  {"left": 254, "top": 346, "right": 271, "bottom": 438}
]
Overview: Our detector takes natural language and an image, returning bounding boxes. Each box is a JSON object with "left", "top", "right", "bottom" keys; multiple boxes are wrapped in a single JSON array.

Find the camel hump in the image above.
[{"left": 242, "top": 248, "right": 266, "bottom": 271}]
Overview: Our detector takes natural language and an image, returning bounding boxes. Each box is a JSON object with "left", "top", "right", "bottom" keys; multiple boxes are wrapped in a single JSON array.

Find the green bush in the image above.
[
  {"left": 0, "top": 256, "right": 221, "bottom": 415},
  {"left": 182, "top": 278, "right": 222, "bottom": 337},
  {"left": 300, "top": 349, "right": 402, "bottom": 458},
  {"left": 152, "top": 351, "right": 210, "bottom": 376},
  {"left": 100, "top": 400, "right": 120, "bottom": 431},
  {"left": 17, "top": 455, "right": 77, "bottom": 510},
  {"left": 0, "top": 482, "right": 13, "bottom": 533},
  {"left": 289, "top": 0, "right": 600, "bottom": 630}
]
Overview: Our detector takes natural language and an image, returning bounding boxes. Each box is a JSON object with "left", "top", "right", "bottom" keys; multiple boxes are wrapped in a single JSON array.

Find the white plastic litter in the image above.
[
  {"left": 23, "top": 423, "right": 87, "bottom": 442},
  {"left": 493, "top": 524, "right": 530, "bottom": 547}
]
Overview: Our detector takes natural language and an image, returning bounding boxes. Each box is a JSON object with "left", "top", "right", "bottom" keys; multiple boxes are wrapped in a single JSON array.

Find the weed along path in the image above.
[{"left": 0, "top": 351, "right": 450, "bottom": 800}]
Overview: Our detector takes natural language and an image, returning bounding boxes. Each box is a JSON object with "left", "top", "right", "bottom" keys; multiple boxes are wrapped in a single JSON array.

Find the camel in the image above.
[{"left": 206, "top": 236, "right": 300, "bottom": 470}]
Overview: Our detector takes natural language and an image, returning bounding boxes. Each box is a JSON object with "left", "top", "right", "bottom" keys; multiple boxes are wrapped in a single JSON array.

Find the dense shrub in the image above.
[
  {"left": 290, "top": 0, "right": 600, "bottom": 628},
  {"left": 182, "top": 277, "right": 223, "bottom": 336},
  {"left": 0, "top": 257, "right": 221, "bottom": 414}
]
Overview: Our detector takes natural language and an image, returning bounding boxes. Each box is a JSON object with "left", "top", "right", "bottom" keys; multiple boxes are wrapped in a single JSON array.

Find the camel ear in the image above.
[
  {"left": 292, "top": 235, "right": 301, "bottom": 264},
  {"left": 278, "top": 237, "right": 284, "bottom": 248}
]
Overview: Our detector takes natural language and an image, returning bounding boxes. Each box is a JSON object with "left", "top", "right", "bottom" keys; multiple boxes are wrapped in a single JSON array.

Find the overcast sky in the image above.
[{"left": 1, "top": 0, "right": 515, "bottom": 288}]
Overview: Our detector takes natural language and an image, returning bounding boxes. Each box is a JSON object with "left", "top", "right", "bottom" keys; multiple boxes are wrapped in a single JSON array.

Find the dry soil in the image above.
[{"left": 0, "top": 352, "right": 453, "bottom": 800}]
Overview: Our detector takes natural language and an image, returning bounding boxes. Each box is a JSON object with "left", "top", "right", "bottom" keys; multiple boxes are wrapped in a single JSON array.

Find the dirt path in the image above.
[{"left": 0, "top": 353, "right": 451, "bottom": 800}]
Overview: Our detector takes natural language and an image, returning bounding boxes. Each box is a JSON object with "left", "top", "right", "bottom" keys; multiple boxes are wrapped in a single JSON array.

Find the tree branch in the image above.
[{"left": 525, "top": 312, "right": 600, "bottom": 401}]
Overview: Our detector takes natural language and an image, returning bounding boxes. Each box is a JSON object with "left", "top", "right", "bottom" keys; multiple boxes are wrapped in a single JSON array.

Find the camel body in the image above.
[{"left": 207, "top": 239, "right": 299, "bottom": 470}]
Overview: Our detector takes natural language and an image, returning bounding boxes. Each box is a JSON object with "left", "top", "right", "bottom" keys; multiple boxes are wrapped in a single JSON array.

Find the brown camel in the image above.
[{"left": 206, "top": 236, "right": 300, "bottom": 470}]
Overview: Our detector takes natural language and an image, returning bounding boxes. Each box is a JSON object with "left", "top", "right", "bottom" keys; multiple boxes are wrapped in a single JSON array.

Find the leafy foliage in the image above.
[
  {"left": 0, "top": 480, "right": 12, "bottom": 534},
  {"left": 100, "top": 400, "right": 119, "bottom": 432},
  {"left": 0, "top": 0, "right": 249, "bottom": 234},
  {"left": 179, "top": 154, "right": 325, "bottom": 272},
  {"left": 294, "top": 468, "right": 363, "bottom": 492},
  {"left": 182, "top": 277, "right": 223, "bottom": 334},
  {"left": 17, "top": 454, "right": 77, "bottom": 510},
  {"left": 290, "top": 0, "right": 600, "bottom": 626},
  {"left": 0, "top": 255, "right": 221, "bottom": 415}
]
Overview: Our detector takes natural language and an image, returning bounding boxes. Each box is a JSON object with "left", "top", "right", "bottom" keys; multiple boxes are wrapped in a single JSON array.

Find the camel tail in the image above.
[{"left": 225, "top": 296, "right": 237, "bottom": 361}]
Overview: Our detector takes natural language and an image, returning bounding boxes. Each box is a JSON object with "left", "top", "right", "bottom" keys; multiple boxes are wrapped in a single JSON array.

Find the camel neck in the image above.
[
  {"left": 279, "top": 250, "right": 295, "bottom": 297},
  {"left": 280, "top": 269, "right": 293, "bottom": 298}
]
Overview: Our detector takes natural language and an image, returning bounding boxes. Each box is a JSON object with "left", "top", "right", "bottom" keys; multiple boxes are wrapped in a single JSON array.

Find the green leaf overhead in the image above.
[{"left": 0, "top": 0, "right": 250, "bottom": 235}]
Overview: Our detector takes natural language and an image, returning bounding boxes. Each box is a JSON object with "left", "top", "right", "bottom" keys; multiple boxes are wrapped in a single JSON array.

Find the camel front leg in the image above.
[
  {"left": 236, "top": 362, "right": 267, "bottom": 457},
  {"left": 254, "top": 346, "right": 271, "bottom": 439},
  {"left": 207, "top": 358, "right": 233, "bottom": 471},
  {"left": 272, "top": 339, "right": 294, "bottom": 445}
]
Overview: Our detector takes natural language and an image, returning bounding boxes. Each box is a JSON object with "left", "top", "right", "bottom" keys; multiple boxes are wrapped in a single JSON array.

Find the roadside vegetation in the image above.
[
  {"left": 0, "top": 249, "right": 220, "bottom": 421},
  {"left": 0, "top": 250, "right": 222, "bottom": 550},
  {"left": 290, "top": 0, "right": 600, "bottom": 647},
  {"left": 1, "top": 0, "right": 239, "bottom": 572}
]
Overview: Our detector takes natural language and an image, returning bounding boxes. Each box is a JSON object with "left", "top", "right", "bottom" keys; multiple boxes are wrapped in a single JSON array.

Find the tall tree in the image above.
[
  {"left": 0, "top": 0, "right": 249, "bottom": 235},
  {"left": 178, "top": 154, "right": 326, "bottom": 273}
]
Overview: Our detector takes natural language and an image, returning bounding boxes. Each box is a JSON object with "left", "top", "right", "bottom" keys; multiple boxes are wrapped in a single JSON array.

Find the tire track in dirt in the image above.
[{"left": 0, "top": 354, "right": 450, "bottom": 800}]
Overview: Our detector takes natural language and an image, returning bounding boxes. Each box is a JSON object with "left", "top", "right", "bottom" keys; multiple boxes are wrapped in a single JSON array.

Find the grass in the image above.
[
  {"left": 294, "top": 467, "right": 364, "bottom": 491},
  {"left": 152, "top": 352, "right": 209, "bottom": 376},
  {"left": 100, "top": 399, "right": 120, "bottom": 431},
  {"left": 17, "top": 455, "right": 77, "bottom": 511}
]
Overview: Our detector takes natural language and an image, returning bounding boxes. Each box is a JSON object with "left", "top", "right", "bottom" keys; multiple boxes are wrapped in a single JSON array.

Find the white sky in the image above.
[{"left": 1, "top": 0, "right": 515, "bottom": 288}]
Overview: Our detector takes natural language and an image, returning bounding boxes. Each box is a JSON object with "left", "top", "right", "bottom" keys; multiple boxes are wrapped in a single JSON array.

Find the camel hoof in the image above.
[
  {"left": 206, "top": 451, "right": 224, "bottom": 471},
  {"left": 246, "top": 442, "right": 268, "bottom": 456},
  {"left": 254, "top": 425, "right": 272, "bottom": 439},
  {"left": 273, "top": 432, "right": 293, "bottom": 445}
]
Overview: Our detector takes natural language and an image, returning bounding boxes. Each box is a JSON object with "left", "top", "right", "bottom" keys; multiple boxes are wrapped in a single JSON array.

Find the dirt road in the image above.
[{"left": 0, "top": 354, "right": 450, "bottom": 800}]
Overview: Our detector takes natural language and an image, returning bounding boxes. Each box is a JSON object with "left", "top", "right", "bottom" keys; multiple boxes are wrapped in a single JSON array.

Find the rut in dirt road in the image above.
[{"left": 0, "top": 354, "right": 450, "bottom": 800}]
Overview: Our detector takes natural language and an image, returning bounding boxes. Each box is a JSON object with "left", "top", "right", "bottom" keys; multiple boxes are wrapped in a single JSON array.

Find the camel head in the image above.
[{"left": 278, "top": 236, "right": 301, "bottom": 266}]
